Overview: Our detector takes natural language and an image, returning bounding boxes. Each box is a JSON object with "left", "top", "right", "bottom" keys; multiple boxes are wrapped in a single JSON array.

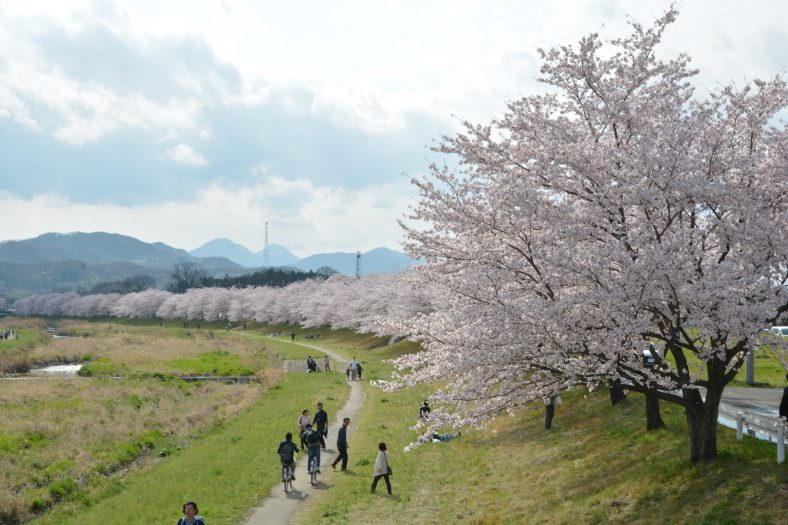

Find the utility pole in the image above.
[
  {"left": 263, "top": 221, "right": 270, "bottom": 267},
  {"left": 355, "top": 250, "right": 361, "bottom": 279}
]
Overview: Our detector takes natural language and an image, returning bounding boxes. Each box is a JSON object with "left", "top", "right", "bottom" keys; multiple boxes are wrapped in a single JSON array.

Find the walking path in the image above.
[{"left": 242, "top": 340, "right": 366, "bottom": 525}]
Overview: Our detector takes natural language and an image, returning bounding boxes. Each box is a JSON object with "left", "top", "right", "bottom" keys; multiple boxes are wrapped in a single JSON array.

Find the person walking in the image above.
[
  {"left": 544, "top": 394, "right": 562, "bottom": 430},
  {"left": 371, "top": 442, "right": 392, "bottom": 495},
  {"left": 323, "top": 355, "right": 331, "bottom": 372},
  {"left": 314, "top": 402, "right": 328, "bottom": 448},
  {"left": 331, "top": 417, "right": 351, "bottom": 470},
  {"left": 780, "top": 373, "right": 788, "bottom": 420},
  {"left": 177, "top": 501, "right": 205, "bottom": 525},
  {"left": 350, "top": 357, "right": 359, "bottom": 380},
  {"left": 298, "top": 409, "right": 311, "bottom": 449}
]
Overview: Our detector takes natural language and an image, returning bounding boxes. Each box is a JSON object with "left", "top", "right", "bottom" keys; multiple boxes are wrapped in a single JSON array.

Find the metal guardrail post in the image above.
[
  {"left": 736, "top": 412, "right": 744, "bottom": 441},
  {"left": 745, "top": 349, "right": 755, "bottom": 385},
  {"left": 778, "top": 423, "right": 785, "bottom": 465}
]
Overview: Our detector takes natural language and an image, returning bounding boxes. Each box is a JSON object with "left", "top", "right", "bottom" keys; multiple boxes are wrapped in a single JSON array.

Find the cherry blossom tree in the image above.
[{"left": 390, "top": 9, "right": 788, "bottom": 461}]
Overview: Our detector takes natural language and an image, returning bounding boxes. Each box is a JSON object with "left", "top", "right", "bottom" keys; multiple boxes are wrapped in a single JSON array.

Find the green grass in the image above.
[
  {"left": 33, "top": 371, "right": 350, "bottom": 525},
  {"left": 287, "top": 331, "right": 787, "bottom": 525},
  {"left": 167, "top": 350, "right": 256, "bottom": 376}
]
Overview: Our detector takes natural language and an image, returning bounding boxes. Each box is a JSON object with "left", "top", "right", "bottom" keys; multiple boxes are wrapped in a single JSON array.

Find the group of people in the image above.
[
  {"left": 178, "top": 355, "right": 396, "bottom": 523},
  {"left": 306, "top": 355, "right": 330, "bottom": 373},
  {"left": 276, "top": 415, "right": 375, "bottom": 485},
  {"left": 345, "top": 356, "right": 362, "bottom": 380},
  {"left": 1, "top": 330, "right": 16, "bottom": 341}
]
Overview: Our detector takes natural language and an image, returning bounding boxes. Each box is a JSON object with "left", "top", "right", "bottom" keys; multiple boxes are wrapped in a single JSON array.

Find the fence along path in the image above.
[{"left": 242, "top": 340, "right": 366, "bottom": 525}]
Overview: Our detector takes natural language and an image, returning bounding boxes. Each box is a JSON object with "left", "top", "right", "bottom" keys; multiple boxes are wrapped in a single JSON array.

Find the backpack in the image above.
[
  {"left": 279, "top": 442, "right": 294, "bottom": 463},
  {"left": 306, "top": 430, "right": 321, "bottom": 446}
]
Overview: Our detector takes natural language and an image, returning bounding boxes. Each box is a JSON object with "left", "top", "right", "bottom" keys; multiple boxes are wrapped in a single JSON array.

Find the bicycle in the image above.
[
  {"left": 282, "top": 462, "right": 295, "bottom": 493},
  {"left": 308, "top": 454, "right": 319, "bottom": 485}
]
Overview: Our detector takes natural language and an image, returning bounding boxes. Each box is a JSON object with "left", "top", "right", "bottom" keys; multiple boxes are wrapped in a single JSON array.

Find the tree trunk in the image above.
[
  {"left": 609, "top": 381, "right": 627, "bottom": 406},
  {"left": 682, "top": 386, "right": 721, "bottom": 462},
  {"left": 645, "top": 392, "right": 664, "bottom": 430}
]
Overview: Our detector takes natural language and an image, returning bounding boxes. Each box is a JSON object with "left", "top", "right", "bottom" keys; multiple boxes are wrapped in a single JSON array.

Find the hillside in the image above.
[{"left": 0, "top": 233, "right": 243, "bottom": 299}]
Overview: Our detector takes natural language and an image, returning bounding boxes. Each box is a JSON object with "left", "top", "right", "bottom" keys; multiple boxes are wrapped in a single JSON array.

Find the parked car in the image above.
[{"left": 769, "top": 326, "right": 788, "bottom": 337}]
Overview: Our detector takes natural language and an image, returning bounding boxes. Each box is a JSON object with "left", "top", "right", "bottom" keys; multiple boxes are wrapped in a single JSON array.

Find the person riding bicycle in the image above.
[
  {"left": 278, "top": 432, "right": 300, "bottom": 480},
  {"left": 302, "top": 424, "right": 322, "bottom": 475}
]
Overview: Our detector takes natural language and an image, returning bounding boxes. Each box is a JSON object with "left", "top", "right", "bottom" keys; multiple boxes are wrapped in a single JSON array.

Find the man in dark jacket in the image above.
[
  {"left": 278, "top": 432, "right": 299, "bottom": 480},
  {"left": 331, "top": 417, "right": 351, "bottom": 470},
  {"left": 780, "top": 373, "right": 788, "bottom": 420},
  {"left": 313, "top": 402, "right": 328, "bottom": 448}
]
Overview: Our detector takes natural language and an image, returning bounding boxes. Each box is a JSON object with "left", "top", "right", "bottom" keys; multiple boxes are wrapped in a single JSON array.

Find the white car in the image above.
[{"left": 769, "top": 326, "right": 788, "bottom": 337}]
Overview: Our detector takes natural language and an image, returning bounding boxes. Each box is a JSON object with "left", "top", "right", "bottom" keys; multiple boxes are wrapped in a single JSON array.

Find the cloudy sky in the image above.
[{"left": 0, "top": 1, "right": 786, "bottom": 256}]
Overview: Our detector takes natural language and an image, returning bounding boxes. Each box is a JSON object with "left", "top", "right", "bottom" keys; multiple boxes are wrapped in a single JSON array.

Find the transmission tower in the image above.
[
  {"left": 355, "top": 250, "right": 361, "bottom": 279},
  {"left": 263, "top": 221, "right": 270, "bottom": 267}
]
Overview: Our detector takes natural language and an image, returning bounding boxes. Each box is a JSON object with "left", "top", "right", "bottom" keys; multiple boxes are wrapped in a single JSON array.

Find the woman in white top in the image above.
[
  {"left": 371, "top": 442, "right": 392, "bottom": 495},
  {"left": 298, "top": 409, "right": 311, "bottom": 450}
]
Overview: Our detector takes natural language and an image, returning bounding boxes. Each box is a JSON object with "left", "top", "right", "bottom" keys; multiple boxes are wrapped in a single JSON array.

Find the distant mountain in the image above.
[
  {"left": 0, "top": 232, "right": 244, "bottom": 299},
  {"left": 0, "top": 232, "right": 211, "bottom": 267},
  {"left": 292, "top": 247, "right": 417, "bottom": 276},
  {"left": 190, "top": 238, "right": 298, "bottom": 268},
  {"left": 259, "top": 244, "right": 299, "bottom": 267},
  {"left": 0, "top": 232, "right": 418, "bottom": 299},
  {"left": 190, "top": 238, "right": 260, "bottom": 267}
]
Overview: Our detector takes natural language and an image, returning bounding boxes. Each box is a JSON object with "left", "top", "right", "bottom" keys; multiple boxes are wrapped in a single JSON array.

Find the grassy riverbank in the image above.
[
  {"left": 3, "top": 319, "right": 785, "bottom": 524},
  {"left": 0, "top": 321, "right": 351, "bottom": 524},
  {"left": 281, "top": 328, "right": 787, "bottom": 525},
  {"left": 33, "top": 371, "right": 348, "bottom": 525}
]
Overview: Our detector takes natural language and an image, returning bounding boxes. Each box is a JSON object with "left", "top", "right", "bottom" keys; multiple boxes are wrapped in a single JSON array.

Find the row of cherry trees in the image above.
[{"left": 13, "top": 274, "right": 432, "bottom": 335}]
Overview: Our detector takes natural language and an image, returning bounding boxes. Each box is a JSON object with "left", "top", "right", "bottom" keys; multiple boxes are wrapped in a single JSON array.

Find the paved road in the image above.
[
  {"left": 241, "top": 340, "right": 366, "bottom": 525},
  {"left": 722, "top": 386, "right": 783, "bottom": 417}
]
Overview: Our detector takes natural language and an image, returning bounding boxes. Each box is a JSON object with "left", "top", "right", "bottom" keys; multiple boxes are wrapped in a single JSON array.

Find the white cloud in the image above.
[{"left": 166, "top": 143, "right": 208, "bottom": 166}]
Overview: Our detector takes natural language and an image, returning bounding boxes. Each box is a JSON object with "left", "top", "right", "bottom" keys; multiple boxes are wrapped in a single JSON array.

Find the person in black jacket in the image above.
[
  {"left": 313, "top": 402, "right": 328, "bottom": 448},
  {"left": 780, "top": 373, "right": 788, "bottom": 420},
  {"left": 331, "top": 418, "right": 351, "bottom": 470}
]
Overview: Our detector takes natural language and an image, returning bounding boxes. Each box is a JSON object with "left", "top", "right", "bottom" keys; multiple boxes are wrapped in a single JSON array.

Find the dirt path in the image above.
[{"left": 241, "top": 340, "right": 365, "bottom": 525}]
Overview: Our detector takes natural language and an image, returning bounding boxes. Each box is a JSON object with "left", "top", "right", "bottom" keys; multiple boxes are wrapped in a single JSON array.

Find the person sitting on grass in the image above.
[
  {"left": 177, "top": 501, "right": 205, "bottom": 525},
  {"left": 277, "top": 432, "right": 300, "bottom": 481},
  {"left": 431, "top": 431, "right": 460, "bottom": 442}
]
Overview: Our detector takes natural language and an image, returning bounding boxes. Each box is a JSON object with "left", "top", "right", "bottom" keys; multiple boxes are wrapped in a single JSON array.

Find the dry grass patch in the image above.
[{"left": 0, "top": 375, "right": 270, "bottom": 523}]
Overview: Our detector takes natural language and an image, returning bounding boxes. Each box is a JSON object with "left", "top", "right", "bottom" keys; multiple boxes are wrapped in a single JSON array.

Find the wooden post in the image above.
[
  {"left": 778, "top": 423, "right": 785, "bottom": 465},
  {"left": 736, "top": 412, "right": 744, "bottom": 441}
]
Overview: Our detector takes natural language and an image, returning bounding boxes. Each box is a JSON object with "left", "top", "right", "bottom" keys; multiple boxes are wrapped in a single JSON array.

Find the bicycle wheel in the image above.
[{"left": 310, "top": 464, "right": 318, "bottom": 485}]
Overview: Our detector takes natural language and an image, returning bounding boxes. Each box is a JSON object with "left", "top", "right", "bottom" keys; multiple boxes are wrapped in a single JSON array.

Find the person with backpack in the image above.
[
  {"left": 313, "top": 402, "right": 328, "bottom": 448},
  {"left": 177, "top": 501, "right": 205, "bottom": 525},
  {"left": 302, "top": 424, "right": 322, "bottom": 474},
  {"left": 277, "top": 432, "right": 299, "bottom": 481},
  {"left": 370, "top": 442, "right": 392, "bottom": 495}
]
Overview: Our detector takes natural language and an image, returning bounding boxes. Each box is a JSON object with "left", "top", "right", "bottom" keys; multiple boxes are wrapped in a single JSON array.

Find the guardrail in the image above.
[{"left": 718, "top": 403, "right": 786, "bottom": 464}]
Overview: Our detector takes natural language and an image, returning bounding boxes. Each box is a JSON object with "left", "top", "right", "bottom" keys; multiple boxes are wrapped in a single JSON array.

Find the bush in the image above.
[{"left": 48, "top": 478, "right": 77, "bottom": 501}]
